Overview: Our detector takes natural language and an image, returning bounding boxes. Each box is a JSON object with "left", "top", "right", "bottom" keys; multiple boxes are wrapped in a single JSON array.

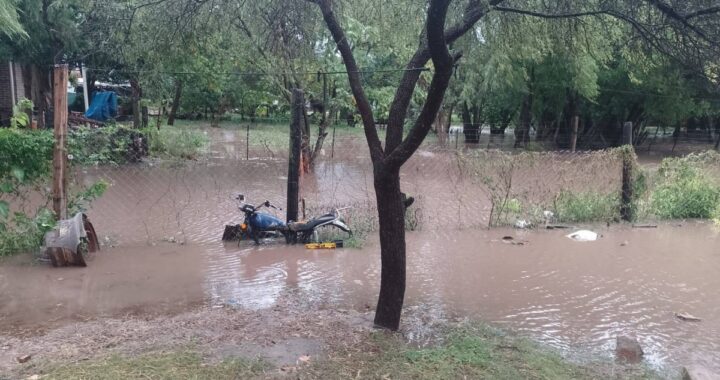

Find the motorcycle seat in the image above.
[{"left": 288, "top": 213, "right": 335, "bottom": 231}]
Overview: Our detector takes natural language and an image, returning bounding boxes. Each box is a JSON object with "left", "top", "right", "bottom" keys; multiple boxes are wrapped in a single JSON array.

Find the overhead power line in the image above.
[{"left": 83, "top": 66, "right": 431, "bottom": 76}]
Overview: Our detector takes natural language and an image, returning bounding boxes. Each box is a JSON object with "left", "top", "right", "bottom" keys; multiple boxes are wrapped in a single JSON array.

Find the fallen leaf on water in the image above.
[{"left": 675, "top": 312, "right": 702, "bottom": 322}]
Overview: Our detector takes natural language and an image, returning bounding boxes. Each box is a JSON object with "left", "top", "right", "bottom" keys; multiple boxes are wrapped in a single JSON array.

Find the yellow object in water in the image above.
[{"left": 304, "top": 242, "right": 337, "bottom": 249}]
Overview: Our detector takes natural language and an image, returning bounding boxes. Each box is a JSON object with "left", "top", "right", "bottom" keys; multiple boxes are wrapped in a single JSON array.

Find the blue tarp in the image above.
[{"left": 84, "top": 91, "right": 118, "bottom": 121}]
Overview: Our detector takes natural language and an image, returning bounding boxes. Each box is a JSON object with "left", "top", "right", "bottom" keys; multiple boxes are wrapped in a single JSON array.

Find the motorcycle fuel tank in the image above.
[{"left": 249, "top": 212, "right": 286, "bottom": 230}]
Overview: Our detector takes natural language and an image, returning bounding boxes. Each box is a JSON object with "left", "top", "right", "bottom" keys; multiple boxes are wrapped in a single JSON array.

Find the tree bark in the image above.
[
  {"left": 514, "top": 93, "right": 532, "bottom": 148},
  {"left": 461, "top": 101, "right": 480, "bottom": 143},
  {"left": 168, "top": 79, "right": 183, "bottom": 126},
  {"left": 314, "top": 0, "right": 460, "bottom": 331},
  {"left": 372, "top": 166, "right": 406, "bottom": 330},
  {"left": 142, "top": 106, "right": 149, "bottom": 129},
  {"left": 31, "top": 65, "right": 50, "bottom": 129}
]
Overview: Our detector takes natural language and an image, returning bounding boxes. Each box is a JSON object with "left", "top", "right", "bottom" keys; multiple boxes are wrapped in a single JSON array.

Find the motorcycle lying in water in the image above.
[{"left": 222, "top": 194, "right": 352, "bottom": 244}]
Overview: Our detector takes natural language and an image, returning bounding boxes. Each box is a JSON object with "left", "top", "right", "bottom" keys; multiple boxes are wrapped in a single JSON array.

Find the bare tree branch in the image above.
[
  {"left": 384, "top": 0, "right": 456, "bottom": 169},
  {"left": 385, "top": 0, "right": 503, "bottom": 153},
  {"left": 310, "top": 0, "right": 383, "bottom": 162},
  {"left": 644, "top": 0, "right": 712, "bottom": 43},
  {"left": 492, "top": 6, "right": 607, "bottom": 19},
  {"left": 685, "top": 6, "right": 720, "bottom": 20}
]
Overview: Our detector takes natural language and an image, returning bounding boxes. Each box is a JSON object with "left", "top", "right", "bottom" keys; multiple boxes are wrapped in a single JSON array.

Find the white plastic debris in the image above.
[
  {"left": 514, "top": 219, "right": 532, "bottom": 229},
  {"left": 543, "top": 210, "right": 554, "bottom": 220},
  {"left": 566, "top": 230, "right": 598, "bottom": 241}
]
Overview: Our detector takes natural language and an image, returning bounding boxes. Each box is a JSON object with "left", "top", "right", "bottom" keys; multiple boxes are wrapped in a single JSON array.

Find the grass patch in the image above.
[
  {"left": 553, "top": 191, "right": 619, "bottom": 223},
  {"left": 650, "top": 155, "right": 720, "bottom": 219},
  {"left": 27, "top": 325, "right": 659, "bottom": 380},
  {"left": 143, "top": 126, "right": 209, "bottom": 160},
  {"left": 304, "top": 325, "right": 657, "bottom": 380},
  {"left": 35, "top": 350, "right": 267, "bottom": 380}
]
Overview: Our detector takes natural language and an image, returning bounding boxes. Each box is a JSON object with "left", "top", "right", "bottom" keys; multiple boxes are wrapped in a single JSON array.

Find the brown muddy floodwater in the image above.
[
  {"left": 1, "top": 129, "right": 719, "bottom": 374},
  {"left": 2, "top": 224, "right": 719, "bottom": 373}
]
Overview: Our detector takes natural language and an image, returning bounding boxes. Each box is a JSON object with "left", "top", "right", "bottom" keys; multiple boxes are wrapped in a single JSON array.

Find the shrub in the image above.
[
  {"left": 0, "top": 208, "right": 55, "bottom": 256},
  {"left": 650, "top": 158, "right": 720, "bottom": 219},
  {"left": 0, "top": 129, "right": 53, "bottom": 183},
  {"left": 68, "top": 125, "right": 148, "bottom": 165},
  {"left": 0, "top": 129, "right": 108, "bottom": 255}
]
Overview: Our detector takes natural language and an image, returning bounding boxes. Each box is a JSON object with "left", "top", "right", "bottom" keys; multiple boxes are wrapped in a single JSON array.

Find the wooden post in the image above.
[
  {"left": 52, "top": 65, "right": 69, "bottom": 220},
  {"left": 81, "top": 65, "right": 90, "bottom": 111},
  {"left": 620, "top": 122, "right": 634, "bottom": 222},
  {"left": 287, "top": 89, "right": 303, "bottom": 225},
  {"left": 570, "top": 115, "right": 579, "bottom": 152},
  {"left": 246, "top": 124, "right": 250, "bottom": 160}
]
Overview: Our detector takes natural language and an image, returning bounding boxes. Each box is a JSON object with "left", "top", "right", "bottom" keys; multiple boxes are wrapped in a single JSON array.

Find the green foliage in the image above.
[
  {"left": 650, "top": 156, "right": 720, "bottom": 219},
  {"left": 554, "top": 191, "right": 619, "bottom": 223},
  {"left": 67, "top": 125, "right": 145, "bottom": 165},
  {"left": 0, "top": 129, "right": 53, "bottom": 185},
  {"left": 10, "top": 98, "right": 33, "bottom": 129},
  {"left": 0, "top": 129, "right": 54, "bottom": 256},
  {"left": 143, "top": 126, "right": 208, "bottom": 160},
  {"left": 0, "top": 0, "right": 26, "bottom": 38},
  {"left": 0, "top": 208, "right": 55, "bottom": 257},
  {"left": 68, "top": 180, "right": 108, "bottom": 215}
]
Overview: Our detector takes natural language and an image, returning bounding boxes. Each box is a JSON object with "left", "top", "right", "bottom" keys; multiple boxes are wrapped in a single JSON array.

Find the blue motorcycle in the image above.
[{"left": 223, "top": 194, "right": 352, "bottom": 244}]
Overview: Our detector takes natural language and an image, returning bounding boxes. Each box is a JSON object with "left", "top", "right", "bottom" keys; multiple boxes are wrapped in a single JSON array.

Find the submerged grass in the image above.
[
  {"left": 34, "top": 325, "right": 658, "bottom": 379},
  {"left": 143, "top": 126, "right": 209, "bottom": 160}
]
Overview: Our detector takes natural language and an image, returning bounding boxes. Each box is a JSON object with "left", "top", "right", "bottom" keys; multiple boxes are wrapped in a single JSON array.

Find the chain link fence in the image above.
[{"left": 5, "top": 122, "right": 719, "bottom": 251}]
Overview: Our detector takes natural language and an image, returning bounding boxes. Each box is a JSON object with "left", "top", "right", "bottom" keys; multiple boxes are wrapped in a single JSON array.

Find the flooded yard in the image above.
[
  {"left": 1, "top": 127, "right": 719, "bottom": 375},
  {"left": 2, "top": 223, "right": 719, "bottom": 374}
]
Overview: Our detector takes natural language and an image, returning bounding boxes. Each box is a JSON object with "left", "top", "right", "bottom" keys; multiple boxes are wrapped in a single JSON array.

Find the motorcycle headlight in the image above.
[{"left": 240, "top": 223, "right": 248, "bottom": 231}]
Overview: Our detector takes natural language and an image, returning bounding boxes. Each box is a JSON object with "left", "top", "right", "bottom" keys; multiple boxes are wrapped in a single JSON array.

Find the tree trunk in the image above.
[
  {"left": 461, "top": 102, "right": 473, "bottom": 143},
  {"left": 434, "top": 106, "right": 449, "bottom": 143},
  {"left": 141, "top": 106, "right": 149, "bottom": 128},
  {"left": 31, "top": 65, "right": 50, "bottom": 129},
  {"left": 514, "top": 93, "right": 532, "bottom": 148},
  {"left": 168, "top": 79, "right": 183, "bottom": 126},
  {"left": 130, "top": 78, "right": 142, "bottom": 129},
  {"left": 373, "top": 166, "right": 406, "bottom": 330}
]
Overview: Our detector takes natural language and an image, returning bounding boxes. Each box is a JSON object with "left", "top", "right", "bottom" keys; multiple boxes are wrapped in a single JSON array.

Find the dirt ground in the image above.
[{"left": 1, "top": 291, "right": 377, "bottom": 378}]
